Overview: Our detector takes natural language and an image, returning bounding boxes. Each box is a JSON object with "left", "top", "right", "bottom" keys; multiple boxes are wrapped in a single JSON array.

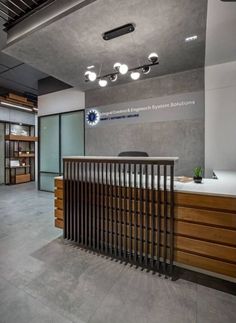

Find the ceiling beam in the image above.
[
  {"left": 0, "top": 1, "right": 20, "bottom": 16},
  {"left": 19, "top": 0, "right": 32, "bottom": 10},
  {"left": 0, "top": 8, "right": 14, "bottom": 20},
  {"left": 7, "top": 0, "right": 26, "bottom": 13}
]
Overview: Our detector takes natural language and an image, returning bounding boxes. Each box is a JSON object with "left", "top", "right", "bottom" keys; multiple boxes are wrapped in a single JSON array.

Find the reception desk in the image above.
[{"left": 54, "top": 157, "right": 236, "bottom": 282}]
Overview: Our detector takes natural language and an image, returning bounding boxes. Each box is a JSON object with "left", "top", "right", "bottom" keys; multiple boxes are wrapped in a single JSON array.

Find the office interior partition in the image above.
[{"left": 39, "top": 110, "right": 84, "bottom": 192}]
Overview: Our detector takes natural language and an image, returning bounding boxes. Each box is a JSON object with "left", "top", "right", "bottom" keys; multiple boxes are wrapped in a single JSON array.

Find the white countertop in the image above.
[
  {"left": 56, "top": 166, "right": 236, "bottom": 198},
  {"left": 175, "top": 170, "right": 236, "bottom": 197}
]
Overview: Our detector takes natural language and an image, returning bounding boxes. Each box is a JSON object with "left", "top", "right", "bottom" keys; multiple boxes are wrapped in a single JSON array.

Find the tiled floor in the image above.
[{"left": 0, "top": 183, "right": 235, "bottom": 323}]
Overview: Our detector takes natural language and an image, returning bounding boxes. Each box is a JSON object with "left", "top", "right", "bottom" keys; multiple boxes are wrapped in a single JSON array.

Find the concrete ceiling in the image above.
[
  {"left": 3, "top": 0, "right": 208, "bottom": 91},
  {"left": 0, "top": 17, "right": 47, "bottom": 95},
  {"left": 205, "top": 0, "right": 236, "bottom": 66}
]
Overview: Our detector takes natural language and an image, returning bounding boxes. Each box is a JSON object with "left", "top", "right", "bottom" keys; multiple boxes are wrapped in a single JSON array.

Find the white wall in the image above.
[
  {"left": 38, "top": 87, "right": 85, "bottom": 116},
  {"left": 205, "top": 61, "right": 236, "bottom": 176},
  {"left": 205, "top": 0, "right": 236, "bottom": 66}
]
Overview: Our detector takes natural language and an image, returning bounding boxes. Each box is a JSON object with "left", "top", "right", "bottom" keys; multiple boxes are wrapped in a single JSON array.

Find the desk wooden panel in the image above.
[
  {"left": 54, "top": 178, "right": 236, "bottom": 278},
  {"left": 54, "top": 178, "right": 63, "bottom": 229}
]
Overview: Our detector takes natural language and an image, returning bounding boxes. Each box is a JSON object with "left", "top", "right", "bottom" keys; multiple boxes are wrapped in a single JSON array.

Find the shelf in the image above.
[
  {"left": 6, "top": 165, "right": 31, "bottom": 169},
  {"left": 5, "top": 123, "right": 36, "bottom": 185},
  {"left": 17, "top": 154, "right": 35, "bottom": 158},
  {"left": 5, "top": 135, "right": 38, "bottom": 142},
  {"left": 15, "top": 173, "right": 31, "bottom": 184}
]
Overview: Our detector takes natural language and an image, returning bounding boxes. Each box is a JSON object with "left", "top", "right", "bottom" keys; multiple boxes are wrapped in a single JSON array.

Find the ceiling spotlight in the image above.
[
  {"left": 87, "top": 65, "right": 95, "bottom": 69},
  {"left": 88, "top": 71, "right": 97, "bottom": 82},
  {"left": 148, "top": 52, "right": 159, "bottom": 64},
  {"left": 99, "top": 79, "right": 108, "bottom": 87},
  {"left": 113, "top": 62, "right": 121, "bottom": 71},
  {"left": 142, "top": 66, "right": 151, "bottom": 74},
  {"left": 119, "top": 64, "right": 128, "bottom": 75},
  {"left": 185, "top": 35, "right": 198, "bottom": 42},
  {"left": 109, "top": 74, "right": 118, "bottom": 82},
  {"left": 130, "top": 71, "right": 140, "bottom": 80}
]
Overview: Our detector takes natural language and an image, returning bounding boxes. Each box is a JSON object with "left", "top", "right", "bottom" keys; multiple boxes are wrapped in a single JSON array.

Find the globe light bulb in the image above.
[
  {"left": 113, "top": 62, "right": 121, "bottom": 71},
  {"left": 109, "top": 74, "right": 118, "bottom": 82},
  {"left": 88, "top": 71, "right": 97, "bottom": 82},
  {"left": 142, "top": 66, "right": 151, "bottom": 74},
  {"left": 99, "top": 79, "right": 108, "bottom": 87},
  {"left": 130, "top": 71, "right": 140, "bottom": 80},
  {"left": 148, "top": 52, "right": 159, "bottom": 64},
  {"left": 119, "top": 64, "right": 128, "bottom": 75}
]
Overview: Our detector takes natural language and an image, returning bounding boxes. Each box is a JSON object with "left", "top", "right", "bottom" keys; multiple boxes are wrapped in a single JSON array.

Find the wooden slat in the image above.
[
  {"left": 55, "top": 178, "right": 63, "bottom": 189},
  {"left": 55, "top": 218, "right": 64, "bottom": 229},
  {"left": 175, "top": 236, "right": 236, "bottom": 263},
  {"left": 9, "top": 93, "right": 27, "bottom": 103},
  {"left": 175, "top": 206, "right": 236, "bottom": 229},
  {"left": 55, "top": 198, "right": 63, "bottom": 210},
  {"left": 175, "top": 250, "right": 236, "bottom": 278},
  {"left": 175, "top": 221, "right": 236, "bottom": 246},
  {"left": 55, "top": 189, "right": 63, "bottom": 199},
  {"left": 55, "top": 208, "right": 63, "bottom": 220},
  {"left": 175, "top": 192, "right": 236, "bottom": 212}
]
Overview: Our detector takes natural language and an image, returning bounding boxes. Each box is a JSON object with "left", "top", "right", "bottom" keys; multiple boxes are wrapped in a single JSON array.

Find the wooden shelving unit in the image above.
[
  {"left": 5, "top": 123, "right": 37, "bottom": 185},
  {"left": 5, "top": 135, "right": 38, "bottom": 142}
]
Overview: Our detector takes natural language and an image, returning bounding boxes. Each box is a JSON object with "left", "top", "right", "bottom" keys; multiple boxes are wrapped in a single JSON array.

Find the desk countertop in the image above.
[
  {"left": 175, "top": 170, "right": 236, "bottom": 197},
  {"left": 55, "top": 170, "right": 236, "bottom": 198}
]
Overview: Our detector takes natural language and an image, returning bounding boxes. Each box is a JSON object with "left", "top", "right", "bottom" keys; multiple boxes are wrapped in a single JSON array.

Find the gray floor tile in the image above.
[
  {"left": 196, "top": 285, "right": 236, "bottom": 323},
  {"left": 0, "top": 276, "right": 75, "bottom": 323},
  {"left": 0, "top": 183, "right": 235, "bottom": 323},
  {"left": 89, "top": 266, "right": 197, "bottom": 323}
]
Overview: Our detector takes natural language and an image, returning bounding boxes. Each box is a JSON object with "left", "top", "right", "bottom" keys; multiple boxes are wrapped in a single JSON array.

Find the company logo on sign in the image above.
[{"left": 86, "top": 109, "right": 100, "bottom": 126}]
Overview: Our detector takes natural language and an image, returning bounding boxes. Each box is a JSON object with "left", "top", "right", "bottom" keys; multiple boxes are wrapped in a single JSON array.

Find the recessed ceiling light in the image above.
[
  {"left": 185, "top": 35, "right": 198, "bottom": 42},
  {"left": 87, "top": 65, "right": 95, "bottom": 69}
]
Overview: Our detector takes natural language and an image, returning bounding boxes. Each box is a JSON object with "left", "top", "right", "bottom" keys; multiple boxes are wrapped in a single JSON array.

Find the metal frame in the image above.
[
  {"left": 1, "top": 120, "right": 36, "bottom": 185},
  {"left": 38, "top": 109, "right": 85, "bottom": 192},
  {"left": 63, "top": 157, "right": 176, "bottom": 278}
]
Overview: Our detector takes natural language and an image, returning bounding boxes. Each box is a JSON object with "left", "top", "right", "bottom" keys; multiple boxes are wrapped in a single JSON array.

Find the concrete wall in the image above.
[
  {"left": 85, "top": 68, "right": 205, "bottom": 176},
  {"left": 38, "top": 87, "right": 85, "bottom": 116},
  {"left": 205, "top": 61, "right": 236, "bottom": 176}
]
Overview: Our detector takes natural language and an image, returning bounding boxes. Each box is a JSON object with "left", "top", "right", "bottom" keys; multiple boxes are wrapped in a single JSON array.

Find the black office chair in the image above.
[{"left": 118, "top": 151, "right": 149, "bottom": 173}]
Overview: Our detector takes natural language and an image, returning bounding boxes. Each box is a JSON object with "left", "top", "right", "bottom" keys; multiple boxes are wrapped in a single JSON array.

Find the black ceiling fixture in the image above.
[
  {"left": 85, "top": 53, "right": 159, "bottom": 87},
  {"left": 102, "top": 23, "right": 135, "bottom": 41},
  {"left": 0, "top": 0, "right": 56, "bottom": 30}
]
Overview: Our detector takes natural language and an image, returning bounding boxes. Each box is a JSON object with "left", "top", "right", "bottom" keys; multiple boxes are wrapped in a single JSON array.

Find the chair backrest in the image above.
[{"left": 118, "top": 151, "right": 149, "bottom": 157}]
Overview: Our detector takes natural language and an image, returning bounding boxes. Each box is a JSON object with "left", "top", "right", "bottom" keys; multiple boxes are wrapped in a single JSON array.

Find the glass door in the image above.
[
  {"left": 39, "top": 115, "right": 60, "bottom": 191},
  {"left": 39, "top": 110, "right": 84, "bottom": 191},
  {"left": 61, "top": 111, "right": 84, "bottom": 170}
]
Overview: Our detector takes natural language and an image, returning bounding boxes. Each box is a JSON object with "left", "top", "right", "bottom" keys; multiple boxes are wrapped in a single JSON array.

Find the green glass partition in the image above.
[
  {"left": 40, "top": 115, "right": 59, "bottom": 173},
  {"left": 39, "top": 110, "right": 84, "bottom": 192},
  {"left": 61, "top": 111, "right": 84, "bottom": 169}
]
